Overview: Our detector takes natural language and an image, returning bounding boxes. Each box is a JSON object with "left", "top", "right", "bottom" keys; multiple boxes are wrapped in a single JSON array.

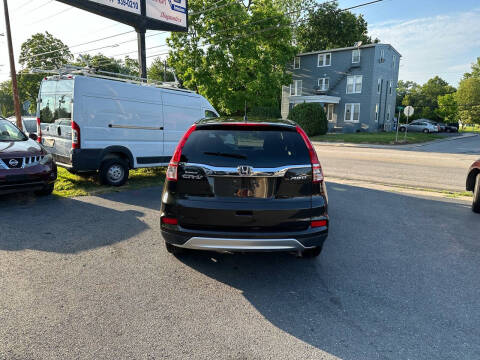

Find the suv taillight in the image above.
[
  {"left": 72, "top": 121, "right": 80, "bottom": 149},
  {"left": 166, "top": 124, "right": 197, "bottom": 181},
  {"left": 36, "top": 117, "right": 42, "bottom": 143},
  {"left": 296, "top": 125, "right": 324, "bottom": 183}
]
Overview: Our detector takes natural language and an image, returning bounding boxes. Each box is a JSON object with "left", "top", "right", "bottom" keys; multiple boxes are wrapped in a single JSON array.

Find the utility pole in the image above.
[
  {"left": 3, "top": 0, "right": 23, "bottom": 130},
  {"left": 163, "top": 59, "right": 167, "bottom": 82}
]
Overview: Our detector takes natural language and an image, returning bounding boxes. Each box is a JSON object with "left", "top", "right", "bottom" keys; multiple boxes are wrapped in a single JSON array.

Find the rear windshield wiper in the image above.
[{"left": 204, "top": 152, "right": 247, "bottom": 159}]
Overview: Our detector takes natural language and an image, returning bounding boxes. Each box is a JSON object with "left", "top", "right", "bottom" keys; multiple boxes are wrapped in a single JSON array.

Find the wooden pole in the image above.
[{"left": 3, "top": 0, "right": 23, "bottom": 130}]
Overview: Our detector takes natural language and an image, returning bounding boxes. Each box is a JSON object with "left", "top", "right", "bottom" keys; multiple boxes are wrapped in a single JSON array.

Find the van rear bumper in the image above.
[{"left": 161, "top": 226, "right": 328, "bottom": 251}]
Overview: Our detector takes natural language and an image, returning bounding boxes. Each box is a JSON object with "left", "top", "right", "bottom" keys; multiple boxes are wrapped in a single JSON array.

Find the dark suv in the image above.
[
  {"left": 160, "top": 118, "right": 329, "bottom": 258},
  {"left": 0, "top": 118, "right": 57, "bottom": 196}
]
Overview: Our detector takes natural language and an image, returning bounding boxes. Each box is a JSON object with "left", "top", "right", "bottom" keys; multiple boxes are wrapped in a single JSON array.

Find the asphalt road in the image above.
[
  {"left": 1, "top": 186, "right": 479, "bottom": 360},
  {"left": 314, "top": 135, "right": 480, "bottom": 192}
]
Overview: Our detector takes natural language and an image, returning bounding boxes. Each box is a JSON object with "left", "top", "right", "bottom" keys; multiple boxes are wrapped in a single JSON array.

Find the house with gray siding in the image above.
[{"left": 281, "top": 43, "right": 401, "bottom": 132}]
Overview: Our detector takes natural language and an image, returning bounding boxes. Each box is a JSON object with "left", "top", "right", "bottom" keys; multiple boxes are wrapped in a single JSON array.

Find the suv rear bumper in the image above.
[{"left": 161, "top": 226, "right": 328, "bottom": 252}]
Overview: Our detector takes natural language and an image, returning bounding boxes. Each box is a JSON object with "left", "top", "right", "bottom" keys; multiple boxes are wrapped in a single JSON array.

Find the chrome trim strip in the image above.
[
  {"left": 0, "top": 159, "right": 8, "bottom": 170},
  {"left": 177, "top": 237, "right": 311, "bottom": 251},
  {"left": 109, "top": 124, "right": 164, "bottom": 130},
  {"left": 183, "top": 163, "right": 311, "bottom": 177}
]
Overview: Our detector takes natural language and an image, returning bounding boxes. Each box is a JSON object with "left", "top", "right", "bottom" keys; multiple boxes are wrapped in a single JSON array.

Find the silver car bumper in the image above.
[{"left": 176, "top": 237, "right": 313, "bottom": 252}]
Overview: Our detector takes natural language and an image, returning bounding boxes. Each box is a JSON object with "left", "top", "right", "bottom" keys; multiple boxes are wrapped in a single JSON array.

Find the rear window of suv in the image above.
[{"left": 180, "top": 128, "right": 311, "bottom": 167}]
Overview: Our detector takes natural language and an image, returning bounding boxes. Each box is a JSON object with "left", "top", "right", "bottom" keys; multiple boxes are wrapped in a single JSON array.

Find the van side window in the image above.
[{"left": 205, "top": 110, "right": 218, "bottom": 118}]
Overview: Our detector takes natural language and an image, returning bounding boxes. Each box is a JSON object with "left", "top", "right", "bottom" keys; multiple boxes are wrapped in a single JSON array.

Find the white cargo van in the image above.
[{"left": 36, "top": 74, "right": 218, "bottom": 185}]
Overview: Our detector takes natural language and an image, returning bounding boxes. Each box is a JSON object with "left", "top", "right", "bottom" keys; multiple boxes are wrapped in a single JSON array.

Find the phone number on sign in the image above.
[{"left": 117, "top": 0, "right": 139, "bottom": 10}]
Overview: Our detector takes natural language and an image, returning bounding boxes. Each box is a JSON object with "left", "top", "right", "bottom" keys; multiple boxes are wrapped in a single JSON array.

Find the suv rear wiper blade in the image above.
[{"left": 204, "top": 152, "right": 247, "bottom": 159}]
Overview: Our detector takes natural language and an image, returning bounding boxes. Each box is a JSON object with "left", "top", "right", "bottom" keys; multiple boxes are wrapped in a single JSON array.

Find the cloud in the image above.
[{"left": 370, "top": 9, "right": 480, "bottom": 85}]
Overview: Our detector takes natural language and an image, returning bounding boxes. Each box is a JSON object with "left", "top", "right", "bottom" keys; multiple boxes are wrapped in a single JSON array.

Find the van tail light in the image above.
[
  {"left": 161, "top": 217, "right": 178, "bottom": 225},
  {"left": 296, "top": 125, "right": 324, "bottom": 183},
  {"left": 72, "top": 121, "right": 80, "bottom": 149},
  {"left": 166, "top": 124, "right": 197, "bottom": 181},
  {"left": 36, "top": 117, "right": 42, "bottom": 143},
  {"left": 311, "top": 219, "right": 327, "bottom": 228}
]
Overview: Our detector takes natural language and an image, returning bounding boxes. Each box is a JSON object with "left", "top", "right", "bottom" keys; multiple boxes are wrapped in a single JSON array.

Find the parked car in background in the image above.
[
  {"left": 0, "top": 118, "right": 57, "bottom": 196},
  {"left": 160, "top": 117, "right": 329, "bottom": 258},
  {"left": 7, "top": 116, "right": 38, "bottom": 136},
  {"left": 466, "top": 159, "right": 480, "bottom": 213},
  {"left": 37, "top": 74, "right": 218, "bottom": 186},
  {"left": 425, "top": 120, "right": 444, "bottom": 132},
  {"left": 443, "top": 123, "right": 459, "bottom": 133},
  {"left": 399, "top": 120, "right": 439, "bottom": 133}
]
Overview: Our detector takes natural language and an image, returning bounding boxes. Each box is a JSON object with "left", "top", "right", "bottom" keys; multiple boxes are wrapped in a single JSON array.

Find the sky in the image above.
[{"left": 0, "top": 0, "right": 479, "bottom": 86}]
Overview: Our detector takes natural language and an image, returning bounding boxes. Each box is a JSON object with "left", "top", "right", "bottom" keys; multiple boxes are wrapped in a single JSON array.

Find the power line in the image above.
[
  {"left": 29, "top": 7, "right": 74, "bottom": 25},
  {"left": 21, "top": 0, "right": 55, "bottom": 15}
]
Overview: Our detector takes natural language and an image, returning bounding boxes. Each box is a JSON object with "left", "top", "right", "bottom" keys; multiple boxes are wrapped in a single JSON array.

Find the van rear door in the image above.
[{"left": 38, "top": 79, "right": 74, "bottom": 165}]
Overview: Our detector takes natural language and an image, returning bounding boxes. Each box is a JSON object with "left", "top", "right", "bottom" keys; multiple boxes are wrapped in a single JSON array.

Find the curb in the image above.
[{"left": 312, "top": 133, "right": 479, "bottom": 149}]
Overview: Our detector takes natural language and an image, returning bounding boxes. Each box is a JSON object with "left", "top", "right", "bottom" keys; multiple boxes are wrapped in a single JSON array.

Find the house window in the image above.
[
  {"left": 327, "top": 104, "right": 334, "bottom": 122},
  {"left": 380, "top": 49, "right": 385, "bottom": 62},
  {"left": 389, "top": 81, "right": 393, "bottom": 95},
  {"left": 377, "top": 78, "right": 382, "bottom": 94},
  {"left": 318, "top": 77, "right": 329, "bottom": 91},
  {"left": 317, "top": 53, "right": 331, "bottom": 67},
  {"left": 293, "top": 56, "right": 300, "bottom": 69},
  {"left": 375, "top": 104, "right": 379, "bottom": 122},
  {"left": 346, "top": 75, "right": 362, "bottom": 94},
  {"left": 290, "top": 80, "right": 302, "bottom": 96},
  {"left": 352, "top": 49, "right": 361, "bottom": 63},
  {"left": 345, "top": 103, "right": 360, "bottom": 122},
  {"left": 387, "top": 108, "right": 390, "bottom": 121},
  {"left": 393, "top": 55, "right": 396, "bottom": 69}
]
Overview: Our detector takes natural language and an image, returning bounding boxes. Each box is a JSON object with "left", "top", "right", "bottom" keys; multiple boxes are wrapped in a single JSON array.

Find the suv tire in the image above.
[
  {"left": 100, "top": 157, "right": 129, "bottom": 186},
  {"left": 34, "top": 183, "right": 54, "bottom": 196},
  {"left": 473, "top": 173, "right": 480, "bottom": 213},
  {"left": 423, "top": 129, "right": 429, "bottom": 133},
  {"left": 399, "top": 127, "right": 406, "bottom": 132},
  {"left": 301, "top": 246, "right": 322, "bottom": 258}
]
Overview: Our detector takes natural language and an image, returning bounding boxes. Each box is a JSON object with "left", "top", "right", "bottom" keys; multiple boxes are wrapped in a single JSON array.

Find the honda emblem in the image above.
[{"left": 237, "top": 165, "right": 253, "bottom": 176}]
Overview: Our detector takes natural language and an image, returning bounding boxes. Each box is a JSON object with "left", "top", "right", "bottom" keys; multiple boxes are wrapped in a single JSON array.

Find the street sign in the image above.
[
  {"left": 397, "top": 106, "right": 404, "bottom": 112},
  {"left": 404, "top": 106, "right": 414, "bottom": 117}
]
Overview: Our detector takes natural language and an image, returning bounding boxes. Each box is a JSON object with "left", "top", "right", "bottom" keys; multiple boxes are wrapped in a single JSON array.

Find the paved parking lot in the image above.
[{"left": 1, "top": 184, "right": 479, "bottom": 360}]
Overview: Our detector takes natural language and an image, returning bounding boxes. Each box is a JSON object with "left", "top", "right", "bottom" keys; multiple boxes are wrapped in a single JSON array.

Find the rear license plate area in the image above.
[
  {"left": 214, "top": 177, "right": 274, "bottom": 198},
  {"left": 43, "top": 138, "right": 55, "bottom": 147}
]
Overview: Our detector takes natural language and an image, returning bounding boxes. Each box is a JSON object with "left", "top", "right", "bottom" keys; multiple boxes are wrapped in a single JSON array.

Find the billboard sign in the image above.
[
  {"left": 146, "top": 0, "right": 187, "bottom": 29},
  {"left": 89, "top": 0, "right": 141, "bottom": 15},
  {"left": 55, "top": 0, "right": 187, "bottom": 31}
]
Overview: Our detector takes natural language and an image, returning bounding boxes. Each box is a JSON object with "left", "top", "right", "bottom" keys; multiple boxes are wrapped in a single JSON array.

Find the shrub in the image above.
[{"left": 287, "top": 102, "right": 328, "bottom": 136}]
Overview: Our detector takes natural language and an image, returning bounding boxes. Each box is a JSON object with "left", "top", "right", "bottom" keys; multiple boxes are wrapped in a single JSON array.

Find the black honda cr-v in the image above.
[{"left": 160, "top": 117, "right": 328, "bottom": 258}]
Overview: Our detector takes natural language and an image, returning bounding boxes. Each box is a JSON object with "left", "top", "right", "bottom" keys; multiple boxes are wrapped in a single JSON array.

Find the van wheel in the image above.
[
  {"left": 300, "top": 246, "right": 322, "bottom": 258},
  {"left": 473, "top": 174, "right": 480, "bottom": 214},
  {"left": 34, "top": 184, "right": 54, "bottom": 196},
  {"left": 100, "top": 158, "right": 129, "bottom": 186}
]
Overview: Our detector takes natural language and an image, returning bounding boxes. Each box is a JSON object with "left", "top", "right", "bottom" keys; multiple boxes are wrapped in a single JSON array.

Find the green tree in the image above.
[
  {"left": 296, "top": 1, "right": 377, "bottom": 53},
  {"left": 0, "top": 80, "right": 14, "bottom": 117},
  {"left": 436, "top": 93, "right": 458, "bottom": 123},
  {"left": 148, "top": 57, "right": 176, "bottom": 82},
  {"left": 455, "top": 77, "right": 480, "bottom": 126},
  {"left": 19, "top": 32, "right": 72, "bottom": 70},
  {"left": 402, "top": 76, "right": 455, "bottom": 121},
  {"left": 74, "top": 54, "right": 139, "bottom": 77},
  {"left": 463, "top": 57, "right": 480, "bottom": 80},
  {"left": 167, "top": 0, "right": 296, "bottom": 115}
]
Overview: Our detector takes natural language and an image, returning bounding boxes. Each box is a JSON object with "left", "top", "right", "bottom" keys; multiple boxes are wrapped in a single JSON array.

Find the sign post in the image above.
[
  {"left": 55, "top": 0, "right": 188, "bottom": 80},
  {"left": 403, "top": 106, "right": 414, "bottom": 142},
  {"left": 395, "top": 106, "right": 404, "bottom": 143}
]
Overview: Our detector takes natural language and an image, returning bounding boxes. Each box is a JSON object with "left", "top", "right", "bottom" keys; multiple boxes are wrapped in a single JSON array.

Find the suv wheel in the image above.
[
  {"left": 473, "top": 174, "right": 480, "bottom": 213},
  {"left": 165, "top": 241, "right": 184, "bottom": 256},
  {"left": 100, "top": 157, "right": 129, "bottom": 186},
  {"left": 399, "top": 127, "right": 406, "bottom": 132},
  {"left": 423, "top": 129, "right": 429, "bottom": 133},
  {"left": 301, "top": 246, "right": 322, "bottom": 258},
  {"left": 34, "top": 183, "right": 54, "bottom": 196}
]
